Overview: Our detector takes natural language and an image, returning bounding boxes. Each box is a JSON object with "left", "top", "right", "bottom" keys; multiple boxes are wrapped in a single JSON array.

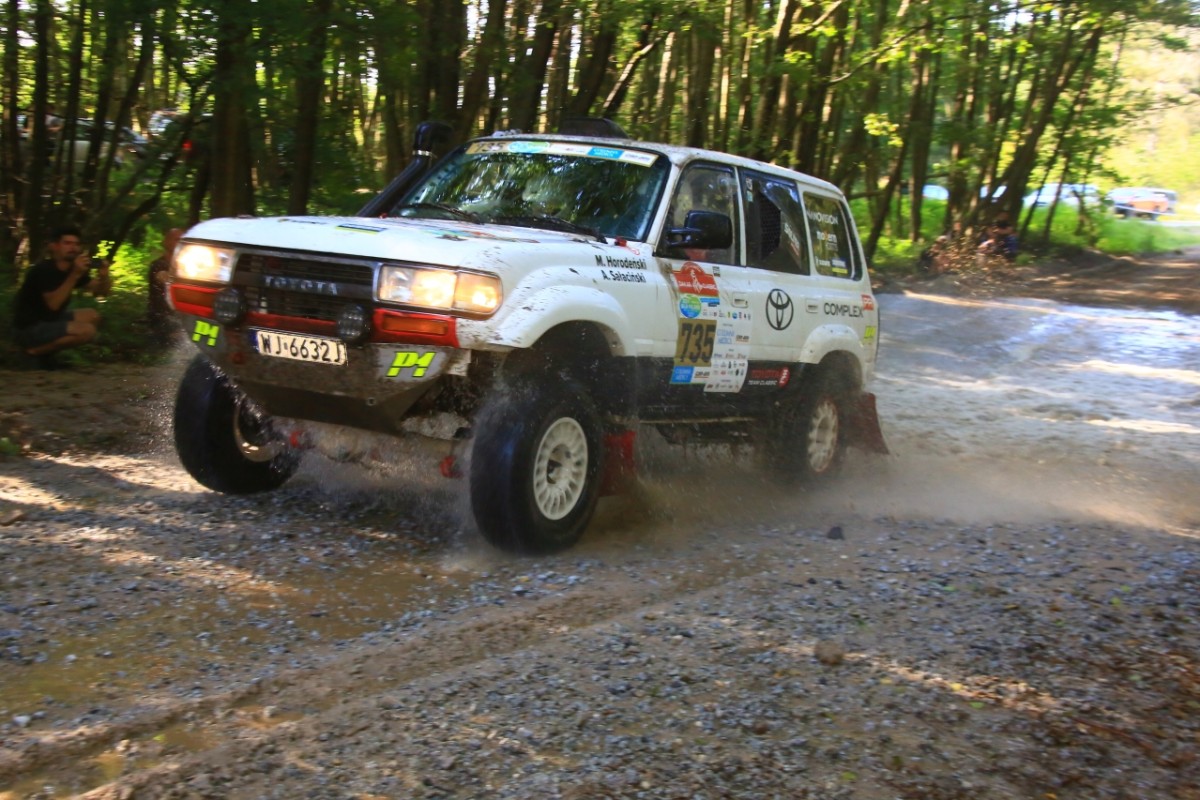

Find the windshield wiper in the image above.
[
  {"left": 394, "top": 202, "right": 482, "bottom": 223},
  {"left": 492, "top": 214, "right": 606, "bottom": 243}
]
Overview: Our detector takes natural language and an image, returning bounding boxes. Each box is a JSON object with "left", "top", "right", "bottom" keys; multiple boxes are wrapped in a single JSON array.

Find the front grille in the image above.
[
  {"left": 236, "top": 251, "right": 376, "bottom": 322},
  {"left": 240, "top": 253, "right": 375, "bottom": 286},
  {"left": 243, "top": 287, "right": 350, "bottom": 320}
]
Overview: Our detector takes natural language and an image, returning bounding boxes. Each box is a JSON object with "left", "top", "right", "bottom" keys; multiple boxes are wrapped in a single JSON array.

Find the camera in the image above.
[{"left": 89, "top": 258, "right": 105, "bottom": 270}]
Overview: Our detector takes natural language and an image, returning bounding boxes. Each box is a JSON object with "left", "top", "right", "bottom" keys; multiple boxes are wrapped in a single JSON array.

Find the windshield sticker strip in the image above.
[
  {"left": 467, "top": 140, "right": 657, "bottom": 166},
  {"left": 337, "top": 223, "right": 386, "bottom": 233}
]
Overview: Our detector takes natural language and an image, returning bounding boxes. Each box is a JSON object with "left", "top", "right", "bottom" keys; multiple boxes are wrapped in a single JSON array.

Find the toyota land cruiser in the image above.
[{"left": 168, "top": 120, "right": 887, "bottom": 554}]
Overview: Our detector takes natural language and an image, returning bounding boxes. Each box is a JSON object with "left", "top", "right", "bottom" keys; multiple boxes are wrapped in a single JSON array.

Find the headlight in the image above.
[
  {"left": 378, "top": 266, "right": 501, "bottom": 314},
  {"left": 174, "top": 244, "right": 235, "bottom": 283}
]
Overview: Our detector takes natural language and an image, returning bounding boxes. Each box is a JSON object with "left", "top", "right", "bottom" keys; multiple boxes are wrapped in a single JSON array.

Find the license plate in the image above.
[{"left": 253, "top": 330, "right": 347, "bottom": 365}]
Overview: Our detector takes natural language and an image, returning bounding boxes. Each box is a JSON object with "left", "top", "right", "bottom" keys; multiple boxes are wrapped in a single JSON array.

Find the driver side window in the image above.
[{"left": 661, "top": 164, "right": 739, "bottom": 265}]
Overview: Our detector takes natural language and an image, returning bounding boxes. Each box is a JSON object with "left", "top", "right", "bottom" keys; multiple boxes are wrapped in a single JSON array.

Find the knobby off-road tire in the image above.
[
  {"left": 173, "top": 355, "right": 298, "bottom": 494},
  {"left": 763, "top": 372, "right": 846, "bottom": 483},
  {"left": 469, "top": 378, "right": 604, "bottom": 554}
]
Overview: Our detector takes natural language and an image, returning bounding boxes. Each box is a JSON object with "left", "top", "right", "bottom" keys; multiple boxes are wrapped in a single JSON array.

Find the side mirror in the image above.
[{"left": 664, "top": 210, "right": 733, "bottom": 251}]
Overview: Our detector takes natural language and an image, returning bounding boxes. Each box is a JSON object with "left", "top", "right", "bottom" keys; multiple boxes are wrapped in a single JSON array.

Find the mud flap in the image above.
[
  {"left": 845, "top": 392, "right": 890, "bottom": 455},
  {"left": 600, "top": 429, "right": 638, "bottom": 496}
]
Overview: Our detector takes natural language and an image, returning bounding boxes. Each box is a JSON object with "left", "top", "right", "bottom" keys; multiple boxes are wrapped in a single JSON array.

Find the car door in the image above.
[
  {"left": 738, "top": 169, "right": 814, "bottom": 371},
  {"left": 652, "top": 162, "right": 754, "bottom": 394}
]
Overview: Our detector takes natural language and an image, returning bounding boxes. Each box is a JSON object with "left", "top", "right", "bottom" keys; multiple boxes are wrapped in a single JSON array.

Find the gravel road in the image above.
[{"left": 1, "top": 264, "right": 1198, "bottom": 799}]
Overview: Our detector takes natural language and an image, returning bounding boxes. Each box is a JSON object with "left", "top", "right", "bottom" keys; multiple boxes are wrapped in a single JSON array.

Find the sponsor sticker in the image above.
[
  {"left": 387, "top": 350, "right": 437, "bottom": 378},
  {"left": 192, "top": 320, "right": 219, "bottom": 347},
  {"left": 672, "top": 262, "right": 720, "bottom": 298},
  {"left": 679, "top": 294, "right": 702, "bottom": 319}
]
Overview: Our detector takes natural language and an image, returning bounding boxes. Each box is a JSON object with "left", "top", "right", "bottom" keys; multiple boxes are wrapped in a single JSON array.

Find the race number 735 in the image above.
[{"left": 675, "top": 319, "right": 716, "bottom": 366}]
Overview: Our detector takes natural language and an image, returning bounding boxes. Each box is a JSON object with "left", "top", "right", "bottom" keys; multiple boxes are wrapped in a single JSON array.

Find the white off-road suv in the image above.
[{"left": 168, "top": 120, "right": 886, "bottom": 553}]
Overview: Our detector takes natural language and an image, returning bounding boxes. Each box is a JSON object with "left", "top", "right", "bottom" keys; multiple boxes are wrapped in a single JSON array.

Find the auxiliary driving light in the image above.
[
  {"left": 212, "top": 287, "right": 247, "bottom": 325},
  {"left": 336, "top": 304, "right": 371, "bottom": 343}
]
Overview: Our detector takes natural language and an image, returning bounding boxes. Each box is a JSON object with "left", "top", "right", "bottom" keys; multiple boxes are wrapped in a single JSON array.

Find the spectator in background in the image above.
[
  {"left": 147, "top": 226, "right": 184, "bottom": 340},
  {"left": 920, "top": 220, "right": 966, "bottom": 274},
  {"left": 12, "top": 225, "right": 111, "bottom": 369},
  {"left": 976, "top": 220, "right": 1019, "bottom": 267}
]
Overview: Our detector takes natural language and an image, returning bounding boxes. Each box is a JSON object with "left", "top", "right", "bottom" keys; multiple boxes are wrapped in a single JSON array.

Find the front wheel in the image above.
[
  {"left": 469, "top": 379, "right": 604, "bottom": 554},
  {"left": 173, "top": 355, "right": 298, "bottom": 494}
]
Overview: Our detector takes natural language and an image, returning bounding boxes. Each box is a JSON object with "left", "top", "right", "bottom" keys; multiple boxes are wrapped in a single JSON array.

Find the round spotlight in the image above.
[
  {"left": 213, "top": 287, "right": 247, "bottom": 325},
  {"left": 336, "top": 304, "right": 370, "bottom": 343}
]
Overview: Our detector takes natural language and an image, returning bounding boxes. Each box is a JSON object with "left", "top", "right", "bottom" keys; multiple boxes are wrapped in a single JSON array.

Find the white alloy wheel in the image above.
[
  {"left": 532, "top": 417, "right": 589, "bottom": 520},
  {"left": 806, "top": 397, "right": 840, "bottom": 474}
]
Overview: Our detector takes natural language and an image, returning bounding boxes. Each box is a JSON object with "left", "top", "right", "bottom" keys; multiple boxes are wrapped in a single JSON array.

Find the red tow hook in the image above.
[
  {"left": 287, "top": 428, "right": 311, "bottom": 450},
  {"left": 439, "top": 427, "right": 471, "bottom": 480},
  {"left": 439, "top": 454, "right": 463, "bottom": 479}
]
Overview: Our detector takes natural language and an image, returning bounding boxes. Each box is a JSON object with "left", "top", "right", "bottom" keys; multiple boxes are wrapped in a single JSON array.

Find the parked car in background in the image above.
[
  {"left": 1106, "top": 187, "right": 1177, "bottom": 219},
  {"left": 1023, "top": 183, "right": 1100, "bottom": 208},
  {"left": 922, "top": 184, "right": 949, "bottom": 201},
  {"left": 17, "top": 112, "right": 147, "bottom": 166}
]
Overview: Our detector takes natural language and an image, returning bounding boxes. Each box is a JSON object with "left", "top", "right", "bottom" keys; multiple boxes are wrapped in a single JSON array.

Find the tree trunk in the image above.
[
  {"left": 458, "top": 0, "right": 509, "bottom": 138},
  {"left": 601, "top": 13, "right": 661, "bottom": 118},
  {"left": 287, "top": 0, "right": 333, "bottom": 216},
  {"left": 0, "top": 0, "right": 22, "bottom": 275},
  {"left": 22, "top": 0, "right": 53, "bottom": 259},
  {"left": 508, "top": 0, "right": 562, "bottom": 133},
  {"left": 568, "top": 8, "right": 618, "bottom": 117},
  {"left": 750, "top": 0, "right": 799, "bottom": 161},
  {"left": 685, "top": 19, "right": 717, "bottom": 148},
  {"left": 210, "top": 2, "right": 257, "bottom": 218}
]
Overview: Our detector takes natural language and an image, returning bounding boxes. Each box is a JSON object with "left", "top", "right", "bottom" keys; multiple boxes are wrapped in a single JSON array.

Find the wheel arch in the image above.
[
  {"left": 806, "top": 349, "right": 864, "bottom": 396},
  {"left": 480, "top": 285, "right": 637, "bottom": 356},
  {"left": 501, "top": 320, "right": 633, "bottom": 419}
]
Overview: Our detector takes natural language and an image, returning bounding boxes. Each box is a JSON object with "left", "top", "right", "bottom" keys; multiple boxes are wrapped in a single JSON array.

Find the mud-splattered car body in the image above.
[{"left": 169, "top": 124, "right": 886, "bottom": 553}]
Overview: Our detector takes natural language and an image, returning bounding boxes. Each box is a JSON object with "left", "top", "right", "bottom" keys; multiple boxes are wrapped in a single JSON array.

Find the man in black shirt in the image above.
[{"left": 12, "top": 225, "right": 111, "bottom": 368}]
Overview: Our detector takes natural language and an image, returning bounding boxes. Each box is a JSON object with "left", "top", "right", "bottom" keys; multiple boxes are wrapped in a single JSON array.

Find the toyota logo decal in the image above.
[{"left": 766, "top": 288, "right": 794, "bottom": 330}]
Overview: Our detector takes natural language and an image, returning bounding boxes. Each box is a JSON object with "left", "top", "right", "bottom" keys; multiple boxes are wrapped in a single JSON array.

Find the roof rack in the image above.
[{"left": 556, "top": 117, "right": 628, "bottom": 139}]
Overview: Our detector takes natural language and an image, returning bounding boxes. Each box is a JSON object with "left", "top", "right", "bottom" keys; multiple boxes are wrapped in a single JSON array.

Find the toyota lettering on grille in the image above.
[{"left": 262, "top": 275, "right": 340, "bottom": 295}]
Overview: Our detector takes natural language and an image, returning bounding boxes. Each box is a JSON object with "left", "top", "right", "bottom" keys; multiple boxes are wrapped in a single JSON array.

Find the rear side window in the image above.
[
  {"left": 743, "top": 170, "right": 809, "bottom": 275},
  {"left": 803, "top": 194, "right": 860, "bottom": 280}
]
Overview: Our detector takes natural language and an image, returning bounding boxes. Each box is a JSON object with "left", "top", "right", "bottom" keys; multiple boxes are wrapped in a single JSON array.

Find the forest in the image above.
[{"left": 1, "top": 0, "right": 1198, "bottom": 282}]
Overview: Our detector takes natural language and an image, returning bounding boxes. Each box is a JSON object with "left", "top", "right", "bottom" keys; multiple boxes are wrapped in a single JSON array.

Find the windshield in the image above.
[{"left": 397, "top": 140, "right": 669, "bottom": 241}]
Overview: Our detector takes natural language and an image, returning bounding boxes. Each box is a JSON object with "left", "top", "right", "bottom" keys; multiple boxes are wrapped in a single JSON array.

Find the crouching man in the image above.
[{"left": 12, "top": 225, "right": 111, "bottom": 369}]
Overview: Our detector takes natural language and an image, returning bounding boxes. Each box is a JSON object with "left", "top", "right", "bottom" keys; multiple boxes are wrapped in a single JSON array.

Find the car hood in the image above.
[{"left": 183, "top": 215, "right": 647, "bottom": 272}]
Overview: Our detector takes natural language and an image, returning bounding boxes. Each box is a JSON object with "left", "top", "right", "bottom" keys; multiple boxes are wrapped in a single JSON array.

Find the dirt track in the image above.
[
  {"left": 0, "top": 249, "right": 1197, "bottom": 799},
  {"left": 880, "top": 245, "right": 1200, "bottom": 314}
]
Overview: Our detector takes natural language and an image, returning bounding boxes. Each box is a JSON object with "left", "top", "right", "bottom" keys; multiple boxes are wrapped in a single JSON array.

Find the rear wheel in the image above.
[
  {"left": 469, "top": 379, "right": 604, "bottom": 554},
  {"left": 762, "top": 373, "right": 846, "bottom": 482},
  {"left": 173, "top": 355, "right": 298, "bottom": 494}
]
